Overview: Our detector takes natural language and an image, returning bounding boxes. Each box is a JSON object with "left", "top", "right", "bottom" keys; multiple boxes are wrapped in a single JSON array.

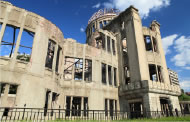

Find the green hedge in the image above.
[{"left": 179, "top": 93, "right": 190, "bottom": 101}]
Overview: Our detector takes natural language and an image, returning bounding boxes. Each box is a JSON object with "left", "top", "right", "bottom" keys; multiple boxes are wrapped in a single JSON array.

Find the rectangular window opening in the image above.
[
  {"left": 107, "top": 36, "right": 111, "bottom": 52},
  {"left": 74, "top": 58, "right": 83, "bottom": 80},
  {"left": 152, "top": 37, "right": 158, "bottom": 52},
  {"left": 144, "top": 35, "right": 153, "bottom": 51},
  {"left": 114, "top": 68, "right": 117, "bottom": 86},
  {"left": 124, "top": 66, "right": 130, "bottom": 85},
  {"left": 99, "top": 21, "right": 103, "bottom": 29},
  {"left": 45, "top": 40, "right": 56, "bottom": 69},
  {"left": 92, "top": 25, "right": 95, "bottom": 32},
  {"left": 17, "top": 29, "right": 35, "bottom": 62},
  {"left": 149, "top": 64, "right": 158, "bottom": 81},
  {"left": 102, "top": 63, "right": 107, "bottom": 84},
  {"left": 112, "top": 39, "right": 116, "bottom": 55},
  {"left": 55, "top": 46, "right": 62, "bottom": 72},
  {"left": 0, "top": 23, "right": 2, "bottom": 32},
  {"left": 103, "top": 20, "right": 107, "bottom": 26},
  {"left": 108, "top": 65, "right": 112, "bottom": 85},
  {"left": 72, "top": 97, "right": 82, "bottom": 116},
  {"left": 105, "top": 99, "right": 108, "bottom": 116},
  {"left": 84, "top": 59, "right": 92, "bottom": 82},
  {"left": 84, "top": 97, "right": 88, "bottom": 116},
  {"left": 0, "top": 25, "right": 20, "bottom": 58},
  {"left": 66, "top": 96, "right": 71, "bottom": 116},
  {"left": 157, "top": 66, "right": 164, "bottom": 83},
  {"left": 110, "top": 100, "right": 114, "bottom": 116},
  {"left": 101, "top": 33, "right": 106, "bottom": 50},
  {"left": 8, "top": 85, "right": 18, "bottom": 95},
  {"left": 64, "top": 57, "right": 74, "bottom": 80}
]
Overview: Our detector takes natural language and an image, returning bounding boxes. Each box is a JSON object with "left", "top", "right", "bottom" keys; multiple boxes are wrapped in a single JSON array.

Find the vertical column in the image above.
[
  {"left": 110, "top": 37, "right": 113, "bottom": 55},
  {"left": 107, "top": 99, "right": 110, "bottom": 118},
  {"left": 82, "top": 45, "right": 86, "bottom": 83},
  {"left": 105, "top": 35, "right": 107, "bottom": 51},
  {"left": 1, "top": 84, "right": 10, "bottom": 107},
  {"left": 52, "top": 44, "right": 58, "bottom": 71},
  {"left": 10, "top": 11, "right": 27, "bottom": 69},
  {"left": 0, "top": 5, "right": 11, "bottom": 45}
]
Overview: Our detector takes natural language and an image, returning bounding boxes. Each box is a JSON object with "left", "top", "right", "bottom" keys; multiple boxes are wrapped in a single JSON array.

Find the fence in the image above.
[{"left": 0, "top": 107, "right": 188, "bottom": 121}]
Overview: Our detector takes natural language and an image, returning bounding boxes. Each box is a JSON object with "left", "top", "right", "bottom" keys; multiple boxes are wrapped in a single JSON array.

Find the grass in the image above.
[{"left": 15, "top": 116, "right": 190, "bottom": 122}]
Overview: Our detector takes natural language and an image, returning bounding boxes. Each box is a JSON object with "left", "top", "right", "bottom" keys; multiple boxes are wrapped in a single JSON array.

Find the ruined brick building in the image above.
[{"left": 0, "top": 1, "right": 181, "bottom": 117}]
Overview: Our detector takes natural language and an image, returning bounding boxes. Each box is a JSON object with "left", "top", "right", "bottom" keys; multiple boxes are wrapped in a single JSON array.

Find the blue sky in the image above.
[{"left": 3, "top": 0, "right": 190, "bottom": 91}]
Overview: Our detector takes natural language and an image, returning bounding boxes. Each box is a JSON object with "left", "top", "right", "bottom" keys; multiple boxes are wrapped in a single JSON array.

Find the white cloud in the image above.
[
  {"left": 80, "top": 27, "right": 85, "bottom": 32},
  {"left": 171, "top": 36, "right": 190, "bottom": 67},
  {"left": 180, "top": 80, "right": 190, "bottom": 92},
  {"left": 92, "top": 3, "right": 101, "bottom": 9},
  {"left": 162, "top": 34, "right": 178, "bottom": 54},
  {"left": 103, "top": 0, "right": 170, "bottom": 18}
]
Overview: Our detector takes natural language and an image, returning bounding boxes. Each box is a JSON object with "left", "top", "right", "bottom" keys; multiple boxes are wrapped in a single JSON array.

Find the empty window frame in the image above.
[
  {"left": 92, "top": 24, "right": 95, "bottom": 32},
  {"left": 95, "top": 37, "right": 102, "bottom": 49},
  {"left": 124, "top": 66, "right": 130, "bottom": 85},
  {"left": 72, "top": 97, "right": 82, "bottom": 116},
  {"left": 101, "top": 33, "right": 106, "bottom": 50},
  {"left": 113, "top": 68, "right": 117, "bottom": 86},
  {"left": 64, "top": 57, "right": 74, "bottom": 80},
  {"left": 8, "top": 85, "right": 18, "bottom": 94},
  {"left": 84, "top": 59, "right": 92, "bottom": 82},
  {"left": 112, "top": 39, "right": 116, "bottom": 55},
  {"left": 16, "top": 29, "right": 35, "bottom": 62},
  {"left": 0, "top": 23, "right": 2, "bottom": 32},
  {"left": 102, "top": 63, "right": 107, "bottom": 84},
  {"left": 55, "top": 46, "right": 62, "bottom": 72},
  {"left": 157, "top": 65, "right": 164, "bottom": 83},
  {"left": 103, "top": 20, "right": 107, "bottom": 26},
  {"left": 152, "top": 37, "right": 158, "bottom": 52},
  {"left": 144, "top": 35, "right": 153, "bottom": 51},
  {"left": 108, "top": 65, "right": 112, "bottom": 85},
  {"left": 45, "top": 40, "right": 56, "bottom": 69},
  {"left": 107, "top": 36, "right": 111, "bottom": 52},
  {"left": 74, "top": 58, "right": 83, "bottom": 80},
  {"left": 99, "top": 21, "right": 103, "bottom": 29},
  {"left": 84, "top": 97, "right": 88, "bottom": 116},
  {"left": 0, "top": 25, "right": 20, "bottom": 58},
  {"left": 105, "top": 99, "right": 108, "bottom": 116},
  {"left": 109, "top": 100, "right": 114, "bottom": 116},
  {"left": 65, "top": 96, "right": 71, "bottom": 116},
  {"left": 0, "top": 83, "right": 6, "bottom": 94},
  {"left": 148, "top": 64, "right": 158, "bottom": 81},
  {"left": 115, "top": 100, "right": 117, "bottom": 112},
  {"left": 52, "top": 92, "right": 59, "bottom": 103}
]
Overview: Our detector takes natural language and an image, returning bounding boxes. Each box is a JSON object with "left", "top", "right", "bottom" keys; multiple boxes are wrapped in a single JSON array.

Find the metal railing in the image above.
[{"left": 0, "top": 107, "right": 188, "bottom": 121}]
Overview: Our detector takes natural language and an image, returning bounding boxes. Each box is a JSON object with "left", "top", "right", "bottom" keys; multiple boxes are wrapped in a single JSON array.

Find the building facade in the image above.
[
  {"left": 168, "top": 68, "right": 180, "bottom": 86},
  {"left": 0, "top": 1, "right": 181, "bottom": 117}
]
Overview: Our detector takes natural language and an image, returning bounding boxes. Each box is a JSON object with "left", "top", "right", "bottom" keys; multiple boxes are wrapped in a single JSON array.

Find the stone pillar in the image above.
[
  {"left": 48, "top": 92, "right": 52, "bottom": 109},
  {"left": 105, "top": 35, "right": 107, "bottom": 51},
  {"left": 82, "top": 45, "right": 86, "bottom": 83},
  {"left": 1, "top": 84, "right": 10, "bottom": 107},
  {"left": 10, "top": 11, "right": 27, "bottom": 69},
  {"left": 0, "top": 5, "right": 11, "bottom": 45},
  {"left": 150, "top": 21, "right": 170, "bottom": 84},
  {"left": 123, "top": 6, "right": 149, "bottom": 82}
]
